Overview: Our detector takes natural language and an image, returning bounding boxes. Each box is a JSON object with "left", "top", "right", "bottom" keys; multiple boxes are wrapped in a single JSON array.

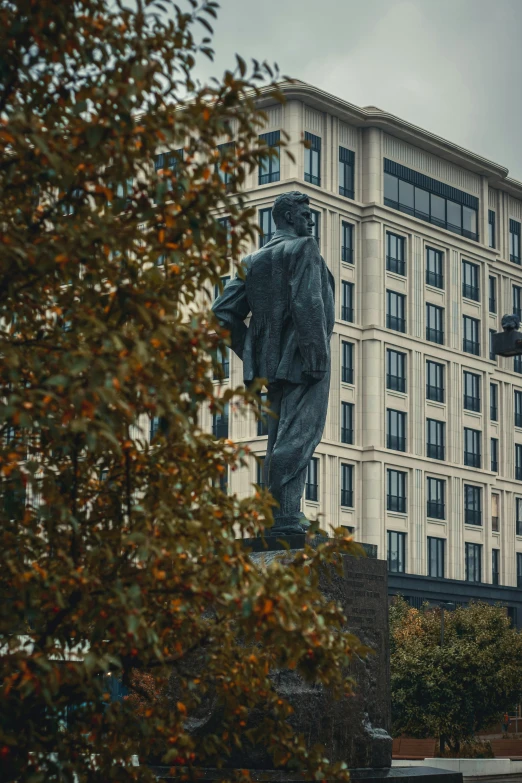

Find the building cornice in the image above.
[{"left": 257, "top": 80, "right": 521, "bottom": 198}]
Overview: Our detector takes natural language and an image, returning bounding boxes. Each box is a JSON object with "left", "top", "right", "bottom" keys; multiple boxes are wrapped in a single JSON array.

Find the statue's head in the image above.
[
  {"left": 502, "top": 313, "right": 521, "bottom": 332},
  {"left": 272, "top": 191, "right": 315, "bottom": 237}
]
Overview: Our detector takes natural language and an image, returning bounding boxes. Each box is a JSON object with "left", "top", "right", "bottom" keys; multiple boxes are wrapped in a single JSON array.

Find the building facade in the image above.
[{"left": 204, "top": 81, "right": 522, "bottom": 621}]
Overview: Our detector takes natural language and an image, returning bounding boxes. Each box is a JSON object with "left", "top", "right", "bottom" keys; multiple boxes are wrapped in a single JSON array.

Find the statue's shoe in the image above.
[{"left": 269, "top": 512, "right": 311, "bottom": 536}]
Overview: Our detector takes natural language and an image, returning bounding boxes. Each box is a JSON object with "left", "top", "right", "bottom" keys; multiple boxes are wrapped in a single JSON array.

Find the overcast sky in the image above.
[{"left": 191, "top": 0, "right": 522, "bottom": 181}]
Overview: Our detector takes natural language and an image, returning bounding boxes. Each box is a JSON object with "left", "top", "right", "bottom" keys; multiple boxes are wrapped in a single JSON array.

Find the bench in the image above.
[
  {"left": 490, "top": 739, "right": 522, "bottom": 758},
  {"left": 392, "top": 738, "right": 437, "bottom": 760}
]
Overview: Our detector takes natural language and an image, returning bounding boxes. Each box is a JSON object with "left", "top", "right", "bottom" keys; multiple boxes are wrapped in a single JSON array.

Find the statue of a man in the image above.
[{"left": 212, "top": 191, "right": 335, "bottom": 534}]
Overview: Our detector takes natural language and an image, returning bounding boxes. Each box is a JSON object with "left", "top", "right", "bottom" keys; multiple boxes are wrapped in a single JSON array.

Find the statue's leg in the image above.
[{"left": 267, "top": 371, "right": 330, "bottom": 533}]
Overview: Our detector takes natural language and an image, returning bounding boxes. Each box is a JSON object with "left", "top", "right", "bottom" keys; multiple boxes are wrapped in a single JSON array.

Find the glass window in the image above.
[
  {"left": 414, "top": 188, "right": 430, "bottom": 220},
  {"left": 387, "top": 409, "right": 406, "bottom": 452},
  {"left": 386, "top": 232, "right": 405, "bottom": 276},
  {"left": 518, "top": 553, "right": 522, "bottom": 588},
  {"left": 339, "top": 147, "right": 355, "bottom": 199},
  {"left": 427, "top": 477, "right": 445, "bottom": 519},
  {"left": 426, "top": 247, "right": 444, "bottom": 289},
  {"left": 341, "top": 281, "right": 354, "bottom": 322},
  {"left": 513, "top": 285, "right": 522, "bottom": 319},
  {"left": 427, "top": 419, "right": 445, "bottom": 460},
  {"left": 426, "top": 360, "right": 445, "bottom": 403},
  {"left": 428, "top": 537, "right": 445, "bottom": 578},
  {"left": 341, "top": 402, "right": 354, "bottom": 444},
  {"left": 215, "top": 142, "right": 235, "bottom": 189},
  {"left": 492, "top": 493, "right": 500, "bottom": 532},
  {"left": 517, "top": 498, "right": 522, "bottom": 536},
  {"left": 463, "top": 372, "right": 481, "bottom": 412},
  {"left": 257, "top": 392, "right": 269, "bottom": 436},
  {"left": 462, "top": 260, "right": 480, "bottom": 301},
  {"left": 258, "top": 130, "right": 280, "bottom": 185},
  {"left": 213, "top": 346, "right": 230, "bottom": 380},
  {"left": 447, "top": 200, "right": 462, "bottom": 232},
  {"left": 490, "top": 329, "right": 497, "bottom": 362},
  {"left": 516, "top": 444, "right": 522, "bottom": 481},
  {"left": 463, "top": 316, "right": 480, "bottom": 356},
  {"left": 387, "top": 349, "right": 406, "bottom": 393},
  {"left": 491, "top": 438, "right": 499, "bottom": 473},
  {"left": 398, "top": 180, "right": 414, "bottom": 214},
  {"left": 256, "top": 455, "right": 266, "bottom": 489},
  {"left": 384, "top": 173, "right": 399, "bottom": 205},
  {"left": 212, "top": 403, "right": 229, "bottom": 439},
  {"left": 426, "top": 303, "right": 444, "bottom": 344},
  {"left": 464, "top": 428, "right": 481, "bottom": 468},
  {"left": 516, "top": 355, "right": 522, "bottom": 375},
  {"left": 430, "top": 194, "right": 445, "bottom": 226},
  {"left": 488, "top": 210, "right": 496, "bottom": 249},
  {"left": 464, "top": 484, "right": 482, "bottom": 526},
  {"left": 341, "top": 463, "right": 354, "bottom": 507},
  {"left": 510, "top": 219, "right": 521, "bottom": 264},
  {"left": 387, "top": 469, "right": 407, "bottom": 513},
  {"left": 465, "top": 542, "right": 482, "bottom": 583},
  {"left": 515, "top": 390, "right": 522, "bottom": 427},
  {"left": 489, "top": 276, "right": 496, "bottom": 313},
  {"left": 387, "top": 530, "right": 406, "bottom": 573},
  {"left": 311, "top": 209, "right": 321, "bottom": 249},
  {"left": 305, "top": 457, "right": 319, "bottom": 501},
  {"left": 342, "top": 341, "right": 354, "bottom": 384},
  {"left": 463, "top": 206, "right": 477, "bottom": 239},
  {"left": 491, "top": 549, "right": 500, "bottom": 585},
  {"left": 490, "top": 383, "right": 498, "bottom": 421},
  {"left": 259, "top": 208, "right": 276, "bottom": 248},
  {"left": 386, "top": 290, "right": 406, "bottom": 333},
  {"left": 304, "top": 132, "right": 321, "bottom": 186},
  {"left": 342, "top": 221, "right": 354, "bottom": 264}
]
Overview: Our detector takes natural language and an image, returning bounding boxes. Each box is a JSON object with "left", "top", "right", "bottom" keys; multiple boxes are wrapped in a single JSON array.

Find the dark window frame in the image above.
[
  {"left": 465, "top": 542, "right": 482, "bottom": 583},
  {"left": 491, "top": 437, "right": 499, "bottom": 473},
  {"left": 258, "top": 130, "right": 281, "bottom": 186},
  {"left": 489, "top": 276, "right": 497, "bottom": 313},
  {"left": 387, "top": 349, "right": 407, "bottom": 393},
  {"left": 426, "top": 302, "right": 444, "bottom": 345},
  {"left": 339, "top": 146, "right": 355, "bottom": 199},
  {"left": 488, "top": 209, "right": 496, "bottom": 249},
  {"left": 462, "top": 259, "right": 480, "bottom": 302},
  {"left": 386, "top": 232, "right": 406, "bottom": 276},
  {"left": 387, "top": 469, "right": 407, "bottom": 513},
  {"left": 387, "top": 530, "right": 406, "bottom": 573},
  {"left": 342, "top": 221, "right": 354, "bottom": 264},
  {"left": 427, "top": 476, "right": 445, "bottom": 519},
  {"left": 386, "top": 290, "right": 406, "bottom": 333},
  {"left": 464, "top": 427, "right": 482, "bottom": 468},
  {"left": 387, "top": 409, "right": 407, "bottom": 452},
  {"left": 464, "top": 484, "right": 482, "bottom": 526},
  {"left": 304, "top": 132, "right": 321, "bottom": 186},
  {"left": 463, "top": 371, "right": 481, "bottom": 413},
  {"left": 426, "top": 360, "right": 445, "bottom": 403},
  {"left": 341, "top": 401, "right": 354, "bottom": 445},
  {"left": 341, "top": 280, "right": 354, "bottom": 323},
  {"left": 259, "top": 207, "right": 276, "bottom": 248},
  {"left": 510, "top": 218, "right": 521, "bottom": 264},
  {"left": 341, "top": 463, "right": 354, "bottom": 507},
  {"left": 305, "top": 456, "right": 319, "bottom": 501},
  {"left": 342, "top": 341, "right": 354, "bottom": 384},
  {"left": 463, "top": 315, "right": 480, "bottom": 356},
  {"left": 426, "top": 247, "right": 444, "bottom": 289},
  {"left": 428, "top": 536, "right": 445, "bottom": 578},
  {"left": 427, "top": 418, "right": 445, "bottom": 461}
]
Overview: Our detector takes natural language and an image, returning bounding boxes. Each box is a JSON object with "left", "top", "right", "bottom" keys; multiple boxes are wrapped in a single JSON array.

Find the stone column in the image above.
[
  {"left": 361, "top": 338, "right": 382, "bottom": 449},
  {"left": 362, "top": 460, "right": 383, "bottom": 555},
  {"left": 282, "top": 100, "right": 302, "bottom": 182},
  {"left": 361, "top": 220, "right": 383, "bottom": 328},
  {"left": 361, "top": 127, "right": 382, "bottom": 205}
]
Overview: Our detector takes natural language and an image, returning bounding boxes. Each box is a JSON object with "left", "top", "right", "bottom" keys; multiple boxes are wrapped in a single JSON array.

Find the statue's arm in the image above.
[
  {"left": 211, "top": 273, "right": 250, "bottom": 360},
  {"left": 289, "top": 238, "right": 329, "bottom": 381}
]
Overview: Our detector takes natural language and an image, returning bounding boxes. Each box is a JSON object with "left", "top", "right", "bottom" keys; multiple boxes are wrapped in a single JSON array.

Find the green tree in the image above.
[
  {"left": 390, "top": 598, "right": 522, "bottom": 753},
  {"left": 0, "top": 2, "right": 364, "bottom": 781}
]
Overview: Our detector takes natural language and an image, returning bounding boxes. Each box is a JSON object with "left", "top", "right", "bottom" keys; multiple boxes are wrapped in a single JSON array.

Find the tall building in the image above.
[{"left": 206, "top": 80, "right": 522, "bottom": 622}]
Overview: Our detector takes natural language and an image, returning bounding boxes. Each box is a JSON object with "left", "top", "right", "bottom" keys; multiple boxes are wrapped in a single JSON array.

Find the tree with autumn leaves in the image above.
[{"left": 0, "top": 2, "right": 364, "bottom": 781}]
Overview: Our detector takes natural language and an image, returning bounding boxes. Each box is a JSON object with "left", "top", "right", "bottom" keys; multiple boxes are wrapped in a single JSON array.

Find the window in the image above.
[
  {"left": 426, "top": 303, "right": 444, "bottom": 344},
  {"left": 464, "top": 428, "right": 481, "bottom": 468},
  {"left": 216, "top": 467, "right": 228, "bottom": 494},
  {"left": 339, "top": 146, "right": 354, "bottom": 199},
  {"left": 462, "top": 260, "right": 480, "bottom": 301},
  {"left": 341, "top": 221, "right": 354, "bottom": 264},
  {"left": 516, "top": 391, "right": 522, "bottom": 427},
  {"left": 463, "top": 372, "right": 481, "bottom": 412},
  {"left": 256, "top": 455, "right": 265, "bottom": 489},
  {"left": 426, "top": 247, "right": 444, "bottom": 289},
  {"left": 518, "top": 553, "right": 522, "bottom": 588},
  {"left": 258, "top": 130, "right": 280, "bottom": 185},
  {"left": 513, "top": 285, "right": 522, "bottom": 319},
  {"left": 217, "top": 216, "right": 232, "bottom": 252},
  {"left": 387, "top": 530, "right": 406, "bottom": 573},
  {"left": 516, "top": 444, "right": 522, "bottom": 481},
  {"left": 386, "top": 232, "right": 405, "bottom": 276},
  {"left": 154, "top": 149, "right": 183, "bottom": 173},
  {"left": 463, "top": 316, "right": 480, "bottom": 356},
  {"left": 304, "top": 132, "right": 321, "bottom": 186},
  {"left": 384, "top": 159, "right": 479, "bottom": 241},
  {"left": 490, "top": 329, "right": 497, "bottom": 362},
  {"left": 426, "top": 361, "right": 444, "bottom": 403},
  {"left": 341, "top": 281, "right": 354, "bottom": 322},
  {"left": 311, "top": 209, "right": 321, "bottom": 249},
  {"left": 214, "top": 346, "right": 230, "bottom": 380},
  {"left": 387, "top": 349, "right": 406, "bottom": 393},
  {"left": 465, "top": 542, "right": 482, "bottom": 582},
  {"left": 257, "top": 392, "right": 269, "bottom": 436},
  {"left": 341, "top": 402, "right": 354, "bottom": 444},
  {"left": 489, "top": 276, "right": 496, "bottom": 313},
  {"left": 516, "top": 355, "right": 522, "bottom": 375},
  {"left": 341, "top": 463, "right": 354, "bottom": 507},
  {"left": 427, "top": 419, "right": 445, "bottom": 460},
  {"left": 212, "top": 404, "right": 229, "bottom": 439},
  {"left": 214, "top": 276, "right": 230, "bottom": 301},
  {"left": 154, "top": 150, "right": 183, "bottom": 199},
  {"left": 428, "top": 537, "right": 445, "bottom": 578},
  {"left": 3, "top": 478, "right": 26, "bottom": 521},
  {"left": 510, "top": 219, "right": 521, "bottom": 264},
  {"left": 342, "top": 341, "right": 354, "bottom": 384},
  {"left": 492, "top": 549, "right": 500, "bottom": 585},
  {"left": 216, "top": 142, "right": 235, "bottom": 189},
  {"left": 387, "top": 409, "right": 406, "bottom": 452},
  {"left": 387, "top": 469, "right": 406, "bottom": 513},
  {"left": 464, "top": 484, "right": 482, "bottom": 526},
  {"left": 492, "top": 493, "right": 500, "bottom": 532},
  {"left": 305, "top": 457, "right": 319, "bottom": 501},
  {"left": 427, "top": 477, "right": 445, "bottom": 519},
  {"left": 491, "top": 438, "right": 499, "bottom": 473},
  {"left": 517, "top": 499, "right": 522, "bottom": 536},
  {"left": 259, "top": 208, "right": 276, "bottom": 247},
  {"left": 386, "top": 290, "right": 406, "bottom": 333},
  {"left": 150, "top": 416, "right": 161, "bottom": 441},
  {"left": 488, "top": 210, "right": 496, "bottom": 249}
]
